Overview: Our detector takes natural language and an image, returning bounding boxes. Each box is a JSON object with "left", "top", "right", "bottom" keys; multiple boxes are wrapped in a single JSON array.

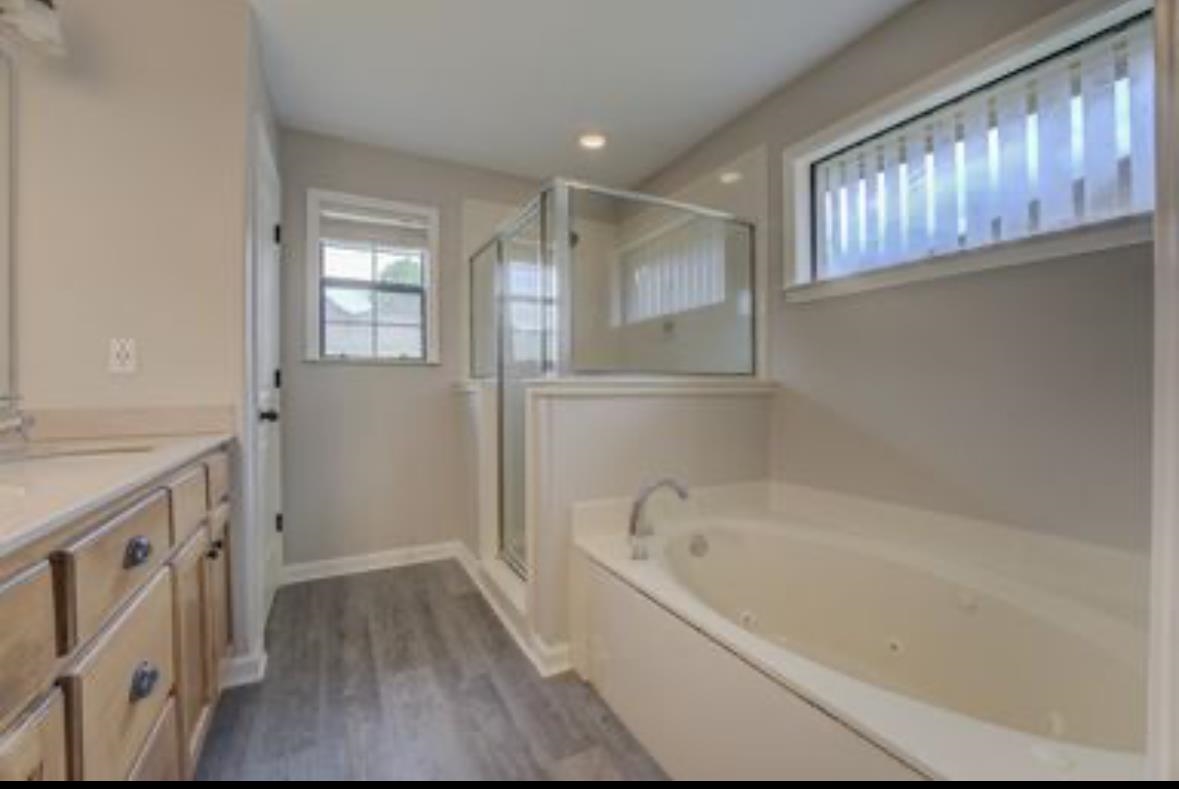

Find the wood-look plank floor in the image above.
[{"left": 196, "top": 560, "right": 667, "bottom": 781}]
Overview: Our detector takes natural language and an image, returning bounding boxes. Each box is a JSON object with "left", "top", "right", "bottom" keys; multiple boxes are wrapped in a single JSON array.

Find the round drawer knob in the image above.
[
  {"left": 129, "top": 661, "right": 160, "bottom": 702},
  {"left": 123, "top": 535, "right": 153, "bottom": 568}
]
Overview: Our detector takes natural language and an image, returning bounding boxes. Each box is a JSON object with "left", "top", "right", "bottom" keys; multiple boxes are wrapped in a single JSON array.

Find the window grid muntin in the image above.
[{"left": 319, "top": 239, "right": 427, "bottom": 360}]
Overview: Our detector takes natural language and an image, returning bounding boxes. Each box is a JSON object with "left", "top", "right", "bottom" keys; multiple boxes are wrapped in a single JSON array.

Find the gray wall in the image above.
[
  {"left": 642, "top": 0, "right": 1152, "bottom": 551},
  {"left": 280, "top": 129, "right": 536, "bottom": 564}
]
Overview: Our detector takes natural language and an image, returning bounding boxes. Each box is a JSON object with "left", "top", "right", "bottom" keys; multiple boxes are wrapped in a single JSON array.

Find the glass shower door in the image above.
[{"left": 498, "top": 199, "right": 551, "bottom": 576}]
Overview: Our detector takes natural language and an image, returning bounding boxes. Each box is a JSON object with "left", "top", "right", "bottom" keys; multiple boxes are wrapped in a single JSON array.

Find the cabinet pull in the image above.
[
  {"left": 212, "top": 538, "right": 224, "bottom": 550},
  {"left": 206, "top": 548, "right": 219, "bottom": 560},
  {"left": 128, "top": 661, "right": 160, "bottom": 702},
  {"left": 123, "top": 535, "right": 153, "bottom": 568}
]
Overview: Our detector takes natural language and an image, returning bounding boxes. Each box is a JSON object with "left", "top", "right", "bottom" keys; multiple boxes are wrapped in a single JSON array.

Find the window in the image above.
[
  {"left": 787, "top": 5, "right": 1155, "bottom": 292},
  {"left": 621, "top": 216, "right": 727, "bottom": 323},
  {"left": 504, "top": 253, "right": 557, "bottom": 366},
  {"left": 305, "top": 190, "right": 439, "bottom": 363}
]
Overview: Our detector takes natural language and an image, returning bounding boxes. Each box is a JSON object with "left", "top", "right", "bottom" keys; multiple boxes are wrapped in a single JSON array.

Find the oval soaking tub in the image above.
[{"left": 571, "top": 516, "right": 1146, "bottom": 780}]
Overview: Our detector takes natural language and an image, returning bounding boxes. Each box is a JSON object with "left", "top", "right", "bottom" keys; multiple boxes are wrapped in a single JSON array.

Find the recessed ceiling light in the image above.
[
  {"left": 579, "top": 132, "right": 607, "bottom": 150},
  {"left": 719, "top": 170, "right": 743, "bottom": 185}
]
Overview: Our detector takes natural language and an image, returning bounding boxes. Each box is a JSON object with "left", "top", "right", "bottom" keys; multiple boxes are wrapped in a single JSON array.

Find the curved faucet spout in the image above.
[{"left": 629, "top": 477, "right": 689, "bottom": 559}]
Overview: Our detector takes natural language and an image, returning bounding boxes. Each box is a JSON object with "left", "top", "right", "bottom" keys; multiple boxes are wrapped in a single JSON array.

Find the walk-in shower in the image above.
[{"left": 470, "top": 179, "right": 756, "bottom": 575}]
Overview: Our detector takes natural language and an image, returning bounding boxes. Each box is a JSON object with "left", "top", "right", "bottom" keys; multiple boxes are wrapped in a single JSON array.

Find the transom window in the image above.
[
  {"left": 305, "top": 190, "right": 439, "bottom": 363},
  {"left": 794, "top": 9, "right": 1154, "bottom": 287}
]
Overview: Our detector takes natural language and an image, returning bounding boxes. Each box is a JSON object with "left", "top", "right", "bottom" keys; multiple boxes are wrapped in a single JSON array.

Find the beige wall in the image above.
[
  {"left": 279, "top": 129, "right": 536, "bottom": 565},
  {"left": 642, "top": 0, "right": 1152, "bottom": 551},
  {"left": 17, "top": 0, "right": 253, "bottom": 412}
]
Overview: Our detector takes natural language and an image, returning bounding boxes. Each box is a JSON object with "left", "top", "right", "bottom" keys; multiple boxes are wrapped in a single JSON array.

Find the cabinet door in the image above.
[
  {"left": 0, "top": 689, "right": 66, "bottom": 781},
  {"left": 170, "top": 527, "right": 212, "bottom": 776},
  {"left": 205, "top": 506, "right": 231, "bottom": 698},
  {"left": 127, "top": 698, "right": 180, "bottom": 781}
]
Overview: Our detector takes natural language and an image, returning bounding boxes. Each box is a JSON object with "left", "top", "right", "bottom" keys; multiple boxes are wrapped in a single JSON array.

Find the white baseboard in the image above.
[
  {"left": 282, "top": 541, "right": 464, "bottom": 585},
  {"left": 221, "top": 650, "right": 268, "bottom": 688},
  {"left": 451, "top": 546, "right": 571, "bottom": 677},
  {"left": 280, "top": 540, "right": 571, "bottom": 678}
]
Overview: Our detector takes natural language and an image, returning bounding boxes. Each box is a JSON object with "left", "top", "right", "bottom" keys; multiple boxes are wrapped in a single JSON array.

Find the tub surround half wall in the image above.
[
  {"left": 638, "top": 0, "right": 1150, "bottom": 553},
  {"left": 517, "top": 379, "right": 777, "bottom": 649}
]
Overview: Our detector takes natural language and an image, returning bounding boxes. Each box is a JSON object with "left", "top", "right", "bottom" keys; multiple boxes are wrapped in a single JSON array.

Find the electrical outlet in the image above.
[{"left": 108, "top": 338, "right": 137, "bottom": 374}]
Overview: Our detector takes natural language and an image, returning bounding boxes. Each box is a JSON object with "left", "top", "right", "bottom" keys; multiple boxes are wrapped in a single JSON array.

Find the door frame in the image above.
[
  {"left": 1149, "top": 0, "right": 1179, "bottom": 778},
  {"left": 231, "top": 113, "right": 282, "bottom": 687}
]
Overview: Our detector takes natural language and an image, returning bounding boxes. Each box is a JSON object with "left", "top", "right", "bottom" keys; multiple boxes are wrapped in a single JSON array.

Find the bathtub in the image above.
[{"left": 570, "top": 513, "right": 1147, "bottom": 780}]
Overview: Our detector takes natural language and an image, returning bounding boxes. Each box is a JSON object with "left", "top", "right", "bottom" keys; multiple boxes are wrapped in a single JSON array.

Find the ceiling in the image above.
[{"left": 250, "top": 0, "right": 910, "bottom": 187}]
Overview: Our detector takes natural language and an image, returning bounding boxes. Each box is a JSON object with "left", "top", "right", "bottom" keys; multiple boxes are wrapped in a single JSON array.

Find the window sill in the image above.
[{"left": 783, "top": 214, "right": 1152, "bottom": 304}]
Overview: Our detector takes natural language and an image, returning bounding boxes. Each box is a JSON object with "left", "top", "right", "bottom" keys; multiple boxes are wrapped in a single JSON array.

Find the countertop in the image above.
[{"left": 0, "top": 434, "right": 232, "bottom": 560}]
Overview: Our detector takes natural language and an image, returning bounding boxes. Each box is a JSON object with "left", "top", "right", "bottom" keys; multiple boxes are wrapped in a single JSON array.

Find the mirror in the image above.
[{"left": 0, "top": 51, "right": 13, "bottom": 416}]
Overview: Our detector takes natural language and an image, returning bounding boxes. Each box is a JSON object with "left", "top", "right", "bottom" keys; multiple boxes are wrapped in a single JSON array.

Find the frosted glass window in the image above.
[{"left": 811, "top": 15, "right": 1154, "bottom": 280}]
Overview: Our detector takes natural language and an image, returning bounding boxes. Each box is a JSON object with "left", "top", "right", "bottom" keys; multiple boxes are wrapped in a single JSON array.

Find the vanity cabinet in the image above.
[
  {"left": 0, "top": 446, "right": 234, "bottom": 781},
  {"left": 170, "top": 526, "right": 213, "bottom": 776}
]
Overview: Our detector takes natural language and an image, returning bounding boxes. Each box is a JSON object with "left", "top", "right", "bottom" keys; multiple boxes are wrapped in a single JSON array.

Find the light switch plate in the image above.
[{"left": 108, "top": 338, "right": 137, "bottom": 374}]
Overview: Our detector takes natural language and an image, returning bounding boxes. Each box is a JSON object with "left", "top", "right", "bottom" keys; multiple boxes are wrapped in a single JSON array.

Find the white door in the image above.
[{"left": 253, "top": 126, "right": 284, "bottom": 616}]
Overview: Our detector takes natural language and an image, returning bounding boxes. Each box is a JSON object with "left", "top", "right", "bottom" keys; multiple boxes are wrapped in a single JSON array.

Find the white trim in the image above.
[
  {"left": 452, "top": 548, "right": 572, "bottom": 677},
  {"left": 279, "top": 540, "right": 571, "bottom": 677},
  {"left": 782, "top": 0, "right": 1153, "bottom": 291},
  {"left": 784, "top": 214, "right": 1152, "bottom": 303},
  {"left": 1149, "top": 0, "right": 1179, "bottom": 778},
  {"left": 220, "top": 650, "right": 269, "bottom": 689},
  {"left": 282, "top": 540, "right": 462, "bottom": 585},
  {"left": 234, "top": 114, "right": 280, "bottom": 671},
  {"left": 524, "top": 377, "right": 779, "bottom": 399},
  {"left": 304, "top": 188, "right": 441, "bottom": 364}
]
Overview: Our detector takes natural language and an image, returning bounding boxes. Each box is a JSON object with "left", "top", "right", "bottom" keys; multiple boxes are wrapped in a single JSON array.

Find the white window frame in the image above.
[
  {"left": 782, "top": 0, "right": 1153, "bottom": 302},
  {"left": 304, "top": 188, "right": 441, "bottom": 364}
]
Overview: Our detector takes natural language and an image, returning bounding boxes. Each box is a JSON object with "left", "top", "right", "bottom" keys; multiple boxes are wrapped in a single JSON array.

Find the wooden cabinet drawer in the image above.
[
  {"left": 65, "top": 569, "right": 174, "bottom": 781},
  {"left": 127, "top": 697, "right": 180, "bottom": 781},
  {"left": 205, "top": 452, "right": 230, "bottom": 507},
  {"left": 0, "top": 689, "right": 67, "bottom": 781},
  {"left": 58, "top": 490, "right": 171, "bottom": 649},
  {"left": 169, "top": 466, "right": 208, "bottom": 546},
  {"left": 0, "top": 563, "right": 58, "bottom": 730}
]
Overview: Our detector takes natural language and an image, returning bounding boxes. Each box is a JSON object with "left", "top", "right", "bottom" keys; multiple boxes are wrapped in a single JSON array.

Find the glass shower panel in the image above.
[
  {"left": 567, "top": 187, "right": 754, "bottom": 375},
  {"left": 469, "top": 240, "right": 498, "bottom": 378},
  {"left": 498, "top": 200, "right": 549, "bottom": 575}
]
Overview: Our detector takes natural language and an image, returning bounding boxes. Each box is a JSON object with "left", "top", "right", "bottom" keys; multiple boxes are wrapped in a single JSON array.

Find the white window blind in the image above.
[
  {"left": 812, "top": 15, "right": 1154, "bottom": 280},
  {"left": 622, "top": 217, "right": 726, "bottom": 323}
]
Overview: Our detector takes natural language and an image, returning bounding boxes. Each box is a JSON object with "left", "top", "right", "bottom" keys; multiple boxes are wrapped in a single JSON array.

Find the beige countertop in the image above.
[{"left": 0, "top": 434, "right": 232, "bottom": 559}]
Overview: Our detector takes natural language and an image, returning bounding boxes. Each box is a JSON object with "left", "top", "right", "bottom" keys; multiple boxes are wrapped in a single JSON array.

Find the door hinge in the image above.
[
  {"left": 273, "top": 368, "right": 281, "bottom": 388},
  {"left": 273, "top": 223, "right": 282, "bottom": 244},
  {"left": 275, "top": 513, "right": 284, "bottom": 533}
]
